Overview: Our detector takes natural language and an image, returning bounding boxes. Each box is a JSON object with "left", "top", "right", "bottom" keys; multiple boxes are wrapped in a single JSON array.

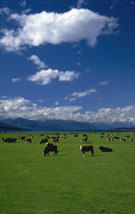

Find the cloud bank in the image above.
[
  {"left": 0, "top": 8, "right": 118, "bottom": 52},
  {"left": 0, "top": 97, "right": 135, "bottom": 125},
  {"left": 0, "top": 97, "right": 81, "bottom": 121}
]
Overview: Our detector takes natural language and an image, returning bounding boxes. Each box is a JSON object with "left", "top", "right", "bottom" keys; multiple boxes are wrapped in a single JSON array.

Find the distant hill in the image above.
[
  {"left": 0, "top": 118, "right": 98, "bottom": 132},
  {"left": 0, "top": 118, "right": 135, "bottom": 132},
  {"left": 107, "top": 127, "right": 135, "bottom": 132},
  {"left": 0, "top": 121, "right": 28, "bottom": 131}
]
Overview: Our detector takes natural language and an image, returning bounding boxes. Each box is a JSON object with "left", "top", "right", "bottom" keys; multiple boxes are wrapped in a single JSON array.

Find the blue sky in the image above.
[{"left": 0, "top": 0, "right": 135, "bottom": 124}]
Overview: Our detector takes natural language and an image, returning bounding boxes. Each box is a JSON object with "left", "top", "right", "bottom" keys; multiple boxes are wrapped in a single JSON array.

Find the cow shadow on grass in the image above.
[
  {"left": 81, "top": 154, "right": 102, "bottom": 157},
  {"left": 42, "top": 151, "right": 67, "bottom": 157}
]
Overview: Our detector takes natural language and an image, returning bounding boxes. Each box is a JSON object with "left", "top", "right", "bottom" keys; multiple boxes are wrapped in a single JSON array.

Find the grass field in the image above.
[{"left": 0, "top": 132, "right": 135, "bottom": 214}]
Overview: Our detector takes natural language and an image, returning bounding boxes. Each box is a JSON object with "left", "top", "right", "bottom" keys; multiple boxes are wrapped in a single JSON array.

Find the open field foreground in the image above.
[{"left": 0, "top": 132, "right": 135, "bottom": 214}]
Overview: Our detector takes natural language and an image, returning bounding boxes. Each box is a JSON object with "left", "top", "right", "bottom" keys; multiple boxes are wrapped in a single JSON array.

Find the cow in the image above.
[
  {"left": 2, "top": 137, "right": 17, "bottom": 143},
  {"left": 51, "top": 136, "right": 59, "bottom": 143},
  {"left": 125, "top": 137, "right": 133, "bottom": 141},
  {"left": 120, "top": 138, "right": 126, "bottom": 142},
  {"left": 81, "top": 134, "right": 88, "bottom": 143},
  {"left": 99, "top": 146, "right": 113, "bottom": 152},
  {"left": 46, "top": 136, "right": 50, "bottom": 139},
  {"left": 42, "top": 143, "right": 58, "bottom": 156},
  {"left": 20, "top": 136, "right": 26, "bottom": 140},
  {"left": 114, "top": 136, "right": 119, "bottom": 140},
  {"left": 106, "top": 137, "right": 113, "bottom": 142},
  {"left": 120, "top": 137, "right": 133, "bottom": 142},
  {"left": 82, "top": 136, "right": 88, "bottom": 143},
  {"left": 82, "top": 134, "right": 88, "bottom": 138},
  {"left": 80, "top": 145, "right": 94, "bottom": 156},
  {"left": 25, "top": 138, "right": 32, "bottom": 143},
  {"left": 40, "top": 138, "right": 48, "bottom": 144}
]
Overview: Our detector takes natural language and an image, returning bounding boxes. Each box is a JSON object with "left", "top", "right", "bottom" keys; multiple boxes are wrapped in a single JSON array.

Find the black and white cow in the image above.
[
  {"left": 99, "top": 146, "right": 113, "bottom": 152},
  {"left": 80, "top": 145, "right": 94, "bottom": 156},
  {"left": 42, "top": 143, "right": 58, "bottom": 156}
]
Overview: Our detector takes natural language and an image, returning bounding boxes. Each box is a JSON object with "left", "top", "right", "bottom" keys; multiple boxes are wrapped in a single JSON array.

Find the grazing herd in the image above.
[
  {"left": 0, "top": 132, "right": 134, "bottom": 157},
  {"left": 101, "top": 133, "right": 134, "bottom": 142}
]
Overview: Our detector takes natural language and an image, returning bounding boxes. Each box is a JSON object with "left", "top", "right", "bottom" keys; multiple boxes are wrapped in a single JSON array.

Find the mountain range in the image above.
[
  {"left": 0, "top": 117, "right": 135, "bottom": 132},
  {"left": 0, "top": 121, "right": 27, "bottom": 131}
]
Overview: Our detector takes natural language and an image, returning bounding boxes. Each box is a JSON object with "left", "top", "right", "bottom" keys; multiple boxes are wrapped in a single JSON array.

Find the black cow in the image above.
[
  {"left": 42, "top": 143, "right": 58, "bottom": 156},
  {"left": 20, "top": 136, "right": 26, "bottom": 140},
  {"left": 114, "top": 136, "right": 119, "bottom": 139},
  {"left": 80, "top": 145, "right": 94, "bottom": 156},
  {"left": 101, "top": 136, "right": 104, "bottom": 138},
  {"left": 99, "top": 146, "right": 113, "bottom": 152},
  {"left": 2, "top": 138, "right": 17, "bottom": 143},
  {"left": 40, "top": 138, "right": 48, "bottom": 144}
]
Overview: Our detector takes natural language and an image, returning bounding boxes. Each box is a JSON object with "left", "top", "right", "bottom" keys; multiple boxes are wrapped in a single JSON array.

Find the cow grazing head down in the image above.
[
  {"left": 80, "top": 145, "right": 94, "bottom": 156},
  {"left": 43, "top": 143, "right": 58, "bottom": 156}
]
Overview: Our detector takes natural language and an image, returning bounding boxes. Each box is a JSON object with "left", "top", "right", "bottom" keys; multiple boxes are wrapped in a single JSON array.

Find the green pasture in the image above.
[{"left": 0, "top": 132, "right": 135, "bottom": 214}]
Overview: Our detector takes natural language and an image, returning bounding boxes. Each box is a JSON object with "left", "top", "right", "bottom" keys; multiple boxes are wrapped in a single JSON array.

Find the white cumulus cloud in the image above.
[
  {"left": 58, "top": 71, "right": 79, "bottom": 82},
  {"left": 0, "top": 97, "right": 81, "bottom": 120},
  {"left": 28, "top": 69, "right": 60, "bottom": 85},
  {"left": 0, "top": 8, "right": 118, "bottom": 52},
  {"left": 28, "top": 68, "right": 79, "bottom": 85}
]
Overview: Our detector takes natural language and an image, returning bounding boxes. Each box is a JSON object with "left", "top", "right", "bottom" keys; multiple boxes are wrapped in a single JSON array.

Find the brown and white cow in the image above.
[
  {"left": 80, "top": 145, "right": 94, "bottom": 156},
  {"left": 81, "top": 134, "right": 88, "bottom": 143},
  {"left": 25, "top": 138, "right": 32, "bottom": 143}
]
